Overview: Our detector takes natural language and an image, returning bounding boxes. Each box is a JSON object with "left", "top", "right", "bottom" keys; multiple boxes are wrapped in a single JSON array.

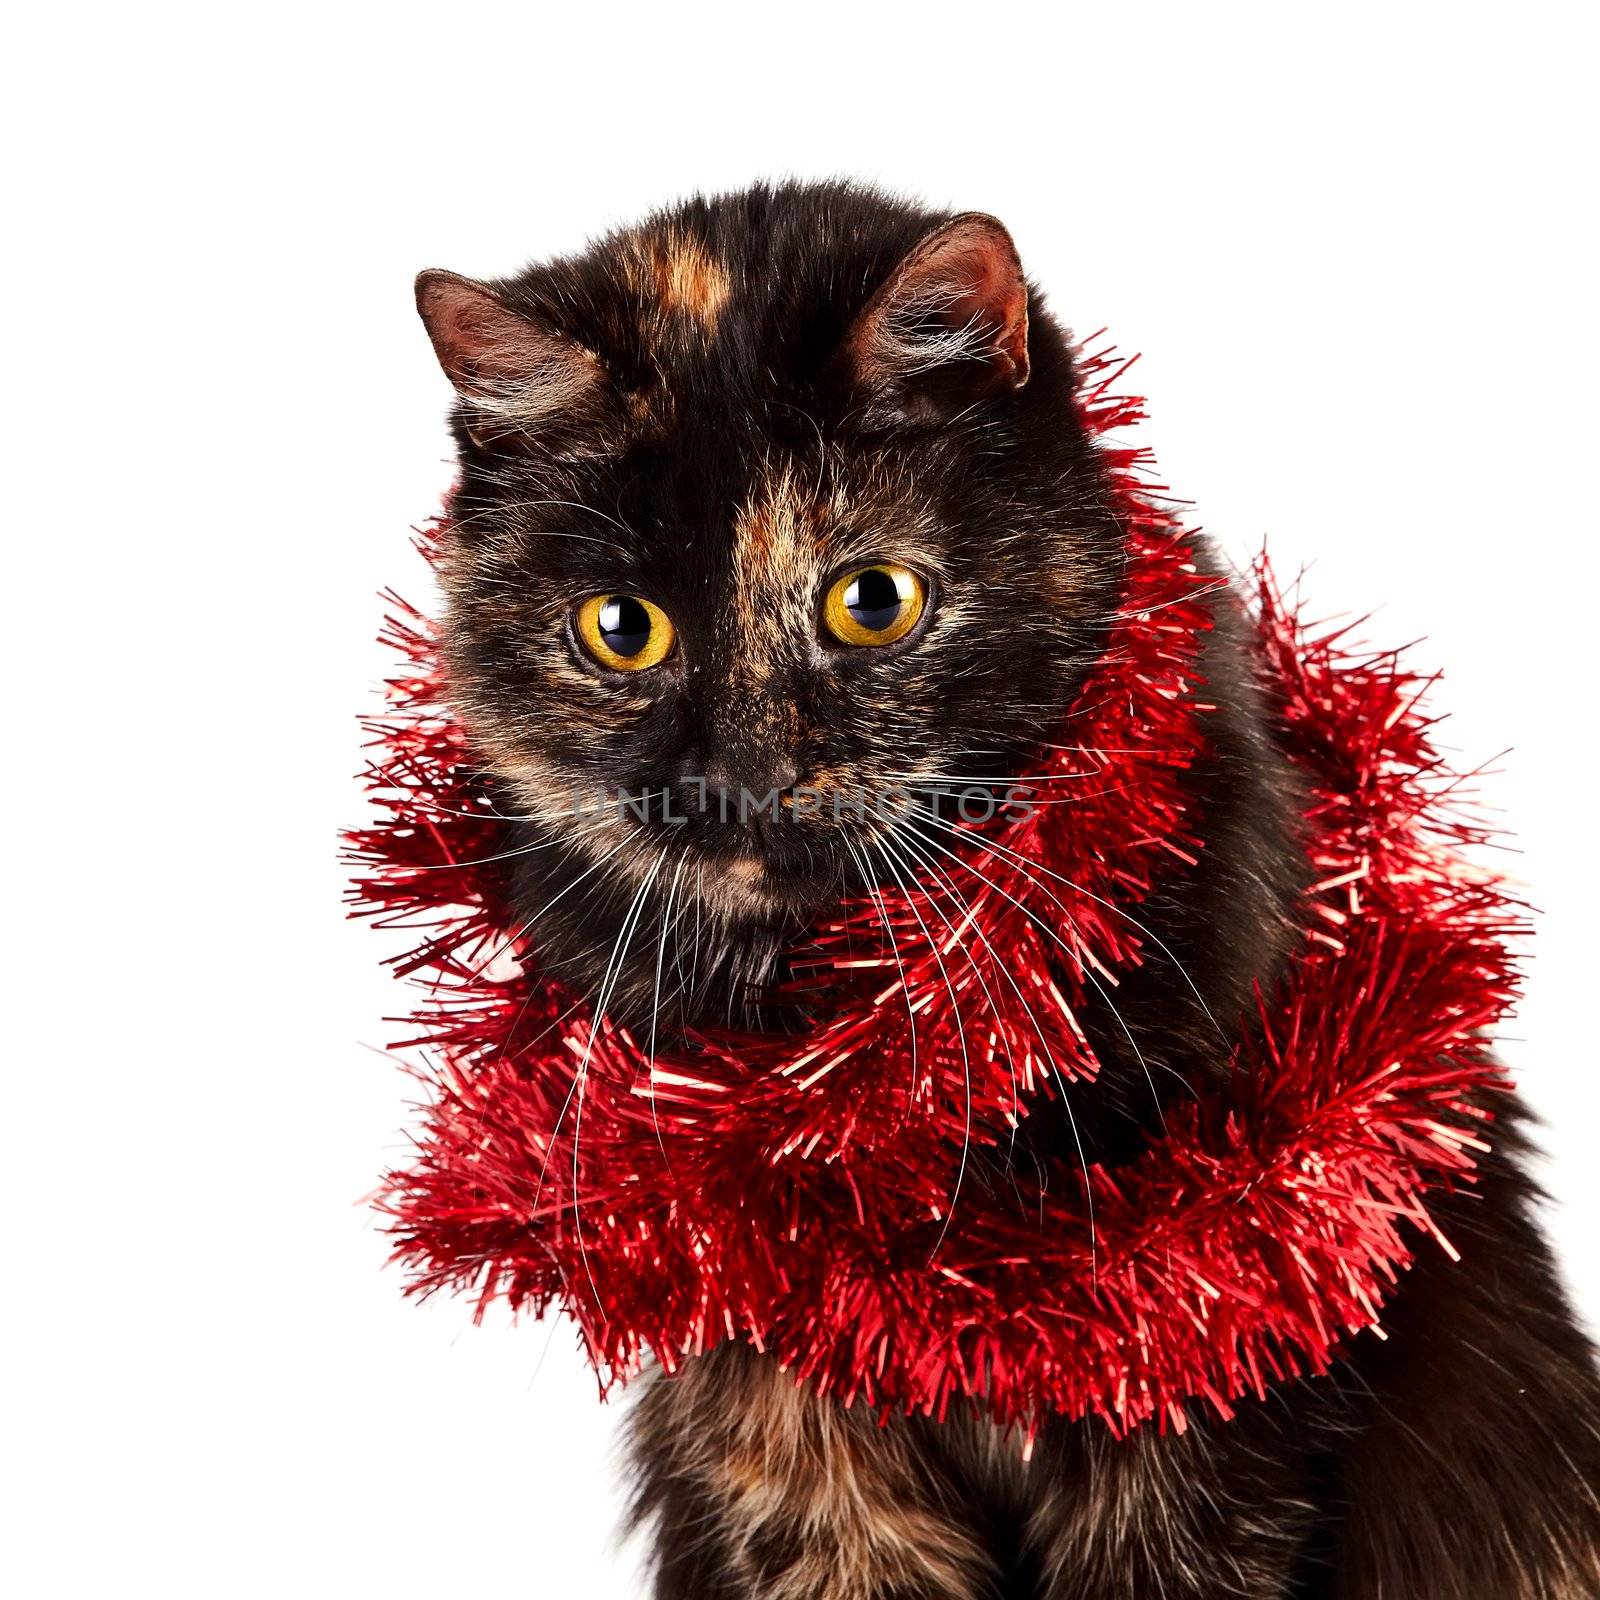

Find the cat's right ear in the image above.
[{"left": 414, "top": 269, "right": 605, "bottom": 442}]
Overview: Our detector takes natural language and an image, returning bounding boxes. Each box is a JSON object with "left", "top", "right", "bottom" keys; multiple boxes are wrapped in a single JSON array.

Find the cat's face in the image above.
[{"left": 419, "top": 184, "right": 1124, "bottom": 926}]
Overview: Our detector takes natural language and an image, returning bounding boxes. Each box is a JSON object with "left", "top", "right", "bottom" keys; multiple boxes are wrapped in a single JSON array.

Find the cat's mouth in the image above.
[
  {"left": 616, "top": 774, "right": 1022, "bottom": 918},
  {"left": 670, "top": 800, "right": 860, "bottom": 917},
  {"left": 698, "top": 859, "right": 852, "bottom": 927},
  {"left": 701, "top": 828, "right": 842, "bottom": 911}
]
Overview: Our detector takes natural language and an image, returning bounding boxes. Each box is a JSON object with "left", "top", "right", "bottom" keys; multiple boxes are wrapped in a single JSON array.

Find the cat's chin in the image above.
[{"left": 697, "top": 849, "right": 839, "bottom": 924}]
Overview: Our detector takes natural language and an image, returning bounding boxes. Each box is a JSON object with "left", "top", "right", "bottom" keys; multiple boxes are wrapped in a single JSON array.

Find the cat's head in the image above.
[{"left": 417, "top": 182, "right": 1125, "bottom": 926}]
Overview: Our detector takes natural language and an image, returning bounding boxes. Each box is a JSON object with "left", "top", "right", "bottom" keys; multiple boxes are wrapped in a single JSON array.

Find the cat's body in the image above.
[{"left": 414, "top": 181, "right": 1600, "bottom": 1597}]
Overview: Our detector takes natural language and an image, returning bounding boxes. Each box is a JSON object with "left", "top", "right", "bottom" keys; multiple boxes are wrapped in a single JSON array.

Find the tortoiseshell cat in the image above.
[{"left": 414, "top": 182, "right": 1600, "bottom": 1599}]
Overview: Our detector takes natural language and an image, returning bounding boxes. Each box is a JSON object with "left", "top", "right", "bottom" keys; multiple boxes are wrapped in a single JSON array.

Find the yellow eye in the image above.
[
  {"left": 574, "top": 593, "right": 676, "bottom": 672},
  {"left": 823, "top": 563, "right": 927, "bottom": 648}
]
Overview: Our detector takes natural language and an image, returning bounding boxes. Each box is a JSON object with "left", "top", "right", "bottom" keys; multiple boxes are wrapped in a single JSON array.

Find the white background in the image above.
[{"left": 6, "top": 5, "right": 1596, "bottom": 1595}]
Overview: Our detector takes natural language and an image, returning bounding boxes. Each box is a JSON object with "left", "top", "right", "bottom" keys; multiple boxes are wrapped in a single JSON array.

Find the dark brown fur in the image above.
[{"left": 415, "top": 181, "right": 1600, "bottom": 1597}]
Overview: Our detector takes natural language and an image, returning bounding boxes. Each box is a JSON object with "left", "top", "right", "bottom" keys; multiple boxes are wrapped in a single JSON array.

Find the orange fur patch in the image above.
[
  {"left": 730, "top": 469, "right": 823, "bottom": 681},
  {"left": 634, "top": 230, "right": 732, "bottom": 332}
]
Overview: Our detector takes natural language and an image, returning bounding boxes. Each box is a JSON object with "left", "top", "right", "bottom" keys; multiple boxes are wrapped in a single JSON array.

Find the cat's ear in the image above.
[
  {"left": 415, "top": 269, "right": 605, "bottom": 440},
  {"left": 839, "top": 214, "right": 1030, "bottom": 422}
]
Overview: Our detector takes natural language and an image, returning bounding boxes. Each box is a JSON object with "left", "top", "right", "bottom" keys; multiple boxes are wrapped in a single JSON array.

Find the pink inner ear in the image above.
[
  {"left": 927, "top": 229, "right": 1030, "bottom": 378},
  {"left": 415, "top": 270, "right": 599, "bottom": 415},
  {"left": 849, "top": 214, "right": 1031, "bottom": 393}
]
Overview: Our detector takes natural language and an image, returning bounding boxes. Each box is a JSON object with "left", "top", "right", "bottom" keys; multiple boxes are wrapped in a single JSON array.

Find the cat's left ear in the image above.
[{"left": 839, "top": 213, "right": 1029, "bottom": 422}]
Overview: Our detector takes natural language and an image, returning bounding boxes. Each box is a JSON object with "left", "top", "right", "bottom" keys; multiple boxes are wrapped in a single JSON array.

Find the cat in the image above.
[{"left": 412, "top": 180, "right": 1600, "bottom": 1599}]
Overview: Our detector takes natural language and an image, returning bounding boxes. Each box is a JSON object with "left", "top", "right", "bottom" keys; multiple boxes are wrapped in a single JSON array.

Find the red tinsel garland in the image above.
[{"left": 347, "top": 355, "right": 1522, "bottom": 1436}]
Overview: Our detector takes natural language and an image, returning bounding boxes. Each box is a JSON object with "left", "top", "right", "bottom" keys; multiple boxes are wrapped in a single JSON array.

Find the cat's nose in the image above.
[{"left": 702, "top": 753, "right": 801, "bottom": 802}]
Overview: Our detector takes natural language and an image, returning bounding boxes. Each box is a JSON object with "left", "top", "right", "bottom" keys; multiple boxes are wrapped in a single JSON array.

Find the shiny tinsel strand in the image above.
[{"left": 346, "top": 350, "right": 1523, "bottom": 1433}]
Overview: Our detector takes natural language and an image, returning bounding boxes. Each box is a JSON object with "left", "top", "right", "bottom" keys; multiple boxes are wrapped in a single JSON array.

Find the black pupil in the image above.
[
  {"left": 598, "top": 596, "right": 652, "bottom": 657},
  {"left": 845, "top": 568, "right": 904, "bottom": 632}
]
